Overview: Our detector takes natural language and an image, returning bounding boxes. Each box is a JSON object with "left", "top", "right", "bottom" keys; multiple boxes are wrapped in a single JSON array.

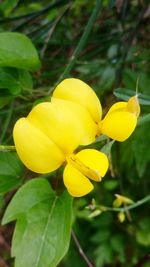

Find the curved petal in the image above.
[
  {"left": 101, "top": 111, "right": 137, "bottom": 141},
  {"left": 53, "top": 78, "right": 102, "bottom": 123},
  {"left": 76, "top": 149, "right": 109, "bottom": 181},
  {"left": 105, "top": 102, "right": 127, "bottom": 117},
  {"left": 28, "top": 99, "right": 96, "bottom": 154},
  {"left": 63, "top": 163, "right": 93, "bottom": 197},
  {"left": 127, "top": 96, "right": 140, "bottom": 117},
  {"left": 13, "top": 118, "right": 65, "bottom": 173}
]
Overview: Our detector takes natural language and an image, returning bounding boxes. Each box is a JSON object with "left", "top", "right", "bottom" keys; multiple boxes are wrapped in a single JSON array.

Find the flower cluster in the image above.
[{"left": 13, "top": 78, "right": 140, "bottom": 197}]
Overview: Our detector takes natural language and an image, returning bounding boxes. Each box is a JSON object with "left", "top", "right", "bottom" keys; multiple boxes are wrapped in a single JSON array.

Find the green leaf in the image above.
[
  {"left": 0, "top": 32, "right": 41, "bottom": 71},
  {"left": 0, "top": 67, "right": 21, "bottom": 96},
  {"left": 114, "top": 88, "right": 150, "bottom": 105},
  {"left": 0, "top": 0, "right": 19, "bottom": 16},
  {"left": 136, "top": 217, "right": 150, "bottom": 246},
  {"left": 2, "top": 179, "right": 73, "bottom": 267},
  {"left": 0, "top": 152, "right": 23, "bottom": 194},
  {"left": 0, "top": 67, "right": 33, "bottom": 96}
]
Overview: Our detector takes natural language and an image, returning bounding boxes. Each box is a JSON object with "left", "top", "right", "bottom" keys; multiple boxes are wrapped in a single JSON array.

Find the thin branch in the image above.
[
  {"left": 40, "top": 3, "right": 71, "bottom": 59},
  {"left": 59, "top": 0, "right": 102, "bottom": 81},
  {"left": 71, "top": 230, "right": 94, "bottom": 267},
  {"left": 98, "top": 195, "right": 150, "bottom": 213},
  {"left": 0, "top": 0, "right": 67, "bottom": 24}
]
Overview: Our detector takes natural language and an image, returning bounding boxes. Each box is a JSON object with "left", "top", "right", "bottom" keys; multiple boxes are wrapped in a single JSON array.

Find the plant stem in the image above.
[
  {"left": 0, "top": 145, "right": 16, "bottom": 152},
  {"left": 59, "top": 0, "right": 102, "bottom": 81},
  {"left": 99, "top": 194, "right": 150, "bottom": 213},
  {"left": 71, "top": 230, "right": 94, "bottom": 267}
]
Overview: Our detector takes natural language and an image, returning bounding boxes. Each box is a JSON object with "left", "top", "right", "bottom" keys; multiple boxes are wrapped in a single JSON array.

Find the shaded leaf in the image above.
[
  {"left": 2, "top": 178, "right": 73, "bottom": 267},
  {"left": 0, "top": 32, "right": 41, "bottom": 71}
]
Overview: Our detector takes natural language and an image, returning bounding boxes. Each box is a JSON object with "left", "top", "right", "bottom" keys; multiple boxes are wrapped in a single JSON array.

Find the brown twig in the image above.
[{"left": 71, "top": 230, "right": 94, "bottom": 267}]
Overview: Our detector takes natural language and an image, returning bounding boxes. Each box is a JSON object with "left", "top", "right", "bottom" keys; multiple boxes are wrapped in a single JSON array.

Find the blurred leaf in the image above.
[
  {"left": 95, "top": 244, "right": 113, "bottom": 267},
  {"left": 0, "top": 0, "right": 19, "bottom": 16},
  {"left": 119, "top": 122, "right": 150, "bottom": 178},
  {"left": 0, "top": 152, "right": 23, "bottom": 194},
  {"left": 136, "top": 217, "right": 150, "bottom": 246},
  {"left": 2, "top": 179, "right": 73, "bottom": 267},
  {"left": 99, "top": 66, "right": 115, "bottom": 92},
  {"left": 114, "top": 88, "right": 150, "bottom": 105},
  {"left": 0, "top": 175, "right": 21, "bottom": 194},
  {"left": 123, "top": 69, "right": 150, "bottom": 95},
  {"left": 110, "top": 235, "right": 125, "bottom": 262},
  {"left": 0, "top": 32, "right": 41, "bottom": 71}
]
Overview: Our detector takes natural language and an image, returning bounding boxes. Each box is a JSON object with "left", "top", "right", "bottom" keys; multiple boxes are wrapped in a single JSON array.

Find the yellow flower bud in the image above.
[{"left": 118, "top": 212, "right": 125, "bottom": 223}]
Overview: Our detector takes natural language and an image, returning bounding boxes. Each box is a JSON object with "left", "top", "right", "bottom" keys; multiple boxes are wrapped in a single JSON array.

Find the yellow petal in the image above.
[
  {"left": 101, "top": 111, "right": 137, "bottom": 141},
  {"left": 76, "top": 149, "right": 109, "bottom": 181},
  {"left": 127, "top": 96, "right": 140, "bottom": 117},
  {"left": 53, "top": 78, "right": 102, "bottom": 123},
  {"left": 27, "top": 99, "right": 96, "bottom": 154},
  {"left": 63, "top": 163, "right": 93, "bottom": 197},
  {"left": 105, "top": 102, "right": 127, "bottom": 116},
  {"left": 13, "top": 118, "right": 65, "bottom": 173}
]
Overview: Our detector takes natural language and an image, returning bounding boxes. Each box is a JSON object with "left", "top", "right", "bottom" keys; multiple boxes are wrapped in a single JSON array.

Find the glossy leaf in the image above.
[
  {"left": 2, "top": 179, "right": 73, "bottom": 267},
  {"left": 0, "top": 32, "right": 41, "bottom": 71}
]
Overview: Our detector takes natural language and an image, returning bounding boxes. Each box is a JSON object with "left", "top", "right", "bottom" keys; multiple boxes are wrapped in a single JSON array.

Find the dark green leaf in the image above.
[
  {"left": 0, "top": 32, "right": 41, "bottom": 71},
  {"left": 114, "top": 88, "right": 150, "bottom": 105},
  {"left": 2, "top": 178, "right": 73, "bottom": 267},
  {"left": 0, "top": 67, "right": 33, "bottom": 96},
  {"left": 0, "top": 152, "right": 23, "bottom": 193}
]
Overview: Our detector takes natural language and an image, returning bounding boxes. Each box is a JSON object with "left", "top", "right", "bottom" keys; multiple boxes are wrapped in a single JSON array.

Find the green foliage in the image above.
[
  {"left": 118, "top": 122, "right": 150, "bottom": 178},
  {"left": 0, "top": 0, "right": 19, "bottom": 16},
  {"left": 0, "top": 1, "right": 150, "bottom": 267},
  {"left": 2, "top": 179, "right": 73, "bottom": 267},
  {"left": 0, "top": 68, "right": 33, "bottom": 96},
  {"left": 0, "top": 152, "right": 23, "bottom": 194},
  {"left": 0, "top": 32, "right": 41, "bottom": 71},
  {"left": 114, "top": 88, "right": 150, "bottom": 105}
]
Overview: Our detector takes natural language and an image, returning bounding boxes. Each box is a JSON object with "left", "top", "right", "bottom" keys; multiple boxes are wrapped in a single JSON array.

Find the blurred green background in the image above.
[{"left": 0, "top": 0, "right": 150, "bottom": 266}]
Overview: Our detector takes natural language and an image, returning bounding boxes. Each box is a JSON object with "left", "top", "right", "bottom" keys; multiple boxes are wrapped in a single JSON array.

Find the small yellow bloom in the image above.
[
  {"left": 100, "top": 96, "right": 140, "bottom": 141},
  {"left": 53, "top": 78, "right": 140, "bottom": 141},
  {"left": 13, "top": 99, "right": 109, "bottom": 197}
]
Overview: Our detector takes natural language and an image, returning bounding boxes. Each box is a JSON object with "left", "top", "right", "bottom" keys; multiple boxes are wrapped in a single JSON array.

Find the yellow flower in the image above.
[
  {"left": 13, "top": 98, "right": 109, "bottom": 197},
  {"left": 53, "top": 78, "right": 140, "bottom": 141}
]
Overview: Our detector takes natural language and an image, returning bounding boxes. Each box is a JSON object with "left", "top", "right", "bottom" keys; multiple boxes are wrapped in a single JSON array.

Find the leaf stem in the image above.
[
  {"left": 71, "top": 230, "right": 94, "bottom": 267},
  {"left": 59, "top": 0, "right": 102, "bottom": 81}
]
